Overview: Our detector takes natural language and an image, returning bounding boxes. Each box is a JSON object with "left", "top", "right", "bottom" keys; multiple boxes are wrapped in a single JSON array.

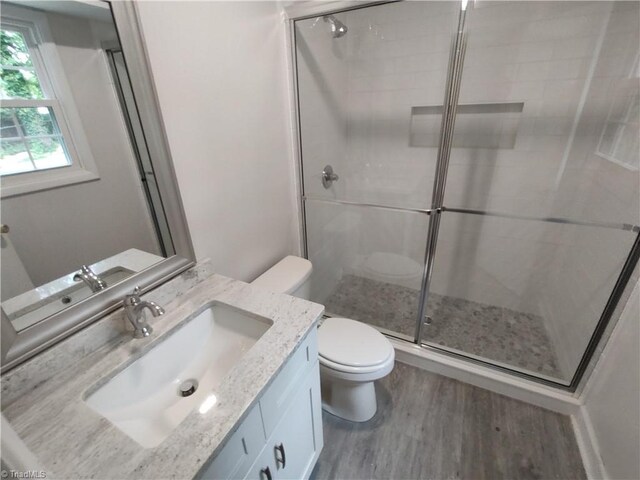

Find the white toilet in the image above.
[{"left": 252, "top": 255, "right": 395, "bottom": 422}]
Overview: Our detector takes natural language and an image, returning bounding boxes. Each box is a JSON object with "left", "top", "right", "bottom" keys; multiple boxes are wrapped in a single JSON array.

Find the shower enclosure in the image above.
[{"left": 292, "top": 0, "right": 640, "bottom": 389}]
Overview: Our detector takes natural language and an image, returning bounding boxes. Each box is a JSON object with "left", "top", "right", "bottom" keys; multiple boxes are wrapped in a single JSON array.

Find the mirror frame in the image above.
[{"left": 1, "top": 1, "right": 196, "bottom": 372}]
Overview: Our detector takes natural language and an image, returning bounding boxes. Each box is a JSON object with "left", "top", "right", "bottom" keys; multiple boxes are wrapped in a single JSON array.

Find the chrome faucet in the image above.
[
  {"left": 123, "top": 286, "right": 165, "bottom": 338},
  {"left": 73, "top": 265, "right": 107, "bottom": 292}
]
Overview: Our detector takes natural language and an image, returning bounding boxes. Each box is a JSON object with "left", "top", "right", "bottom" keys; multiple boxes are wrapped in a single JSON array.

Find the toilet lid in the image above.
[{"left": 318, "top": 318, "right": 393, "bottom": 368}]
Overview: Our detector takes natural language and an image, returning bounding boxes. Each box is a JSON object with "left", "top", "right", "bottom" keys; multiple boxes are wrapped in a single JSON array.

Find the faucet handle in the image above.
[
  {"left": 124, "top": 286, "right": 142, "bottom": 305},
  {"left": 73, "top": 265, "right": 89, "bottom": 279}
]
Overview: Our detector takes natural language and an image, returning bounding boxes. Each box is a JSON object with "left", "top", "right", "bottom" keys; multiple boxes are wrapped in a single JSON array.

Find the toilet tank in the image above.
[{"left": 251, "top": 256, "right": 313, "bottom": 300}]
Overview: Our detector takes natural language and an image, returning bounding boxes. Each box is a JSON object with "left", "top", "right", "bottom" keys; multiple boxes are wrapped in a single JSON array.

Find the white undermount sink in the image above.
[{"left": 84, "top": 303, "right": 273, "bottom": 448}]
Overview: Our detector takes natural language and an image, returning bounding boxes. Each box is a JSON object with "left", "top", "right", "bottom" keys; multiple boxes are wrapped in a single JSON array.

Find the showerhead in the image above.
[{"left": 323, "top": 15, "right": 348, "bottom": 38}]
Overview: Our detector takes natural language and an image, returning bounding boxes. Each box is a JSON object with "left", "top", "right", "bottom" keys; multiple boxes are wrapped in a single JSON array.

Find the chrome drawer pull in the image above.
[
  {"left": 275, "top": 443, "right": 286, "bottom": 468},
  {"left": 260, "top": 466, "right": 272, "bottom": 480}
]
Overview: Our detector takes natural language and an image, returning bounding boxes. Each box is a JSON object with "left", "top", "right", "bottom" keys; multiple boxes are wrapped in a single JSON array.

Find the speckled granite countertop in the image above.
[{"left": 1, "top": 264, "right": 324, "bottom": 479}]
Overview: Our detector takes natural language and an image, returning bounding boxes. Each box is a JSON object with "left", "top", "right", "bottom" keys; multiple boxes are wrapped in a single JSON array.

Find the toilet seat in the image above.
[
  {"left": 318, "top": 317, "right": 395, "bottom": 377},
  {"left": 319, "top": 353, "right": 394, "bottom": 375}
]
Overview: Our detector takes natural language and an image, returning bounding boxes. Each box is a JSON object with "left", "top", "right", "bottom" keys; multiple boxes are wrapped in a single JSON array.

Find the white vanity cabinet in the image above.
[
  {"left": 199, "top": 328, "right": 323, "bottom": 480},
  {"left": 245, "top": 366, "right": 322, "bottom": 480}
]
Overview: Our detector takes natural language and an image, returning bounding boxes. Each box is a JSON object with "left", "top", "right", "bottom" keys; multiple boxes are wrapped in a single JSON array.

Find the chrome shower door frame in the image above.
[
  {"left": 287, "top": 0, "right": 640, "bottom": 393},
  {"left": 411, "top": 2, "right": 640, "bottom": 392},
  {"left": 415, "top": 5, "right": 468, "bottom": 345}
]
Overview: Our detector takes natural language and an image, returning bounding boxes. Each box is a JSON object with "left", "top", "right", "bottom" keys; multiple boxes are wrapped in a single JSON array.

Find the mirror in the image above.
[
  {"left": 0, "top": 1, "right": 195, "bottom": 370},
  {"left": 0, "top": 1, "right": 172, "bottom": 331}
]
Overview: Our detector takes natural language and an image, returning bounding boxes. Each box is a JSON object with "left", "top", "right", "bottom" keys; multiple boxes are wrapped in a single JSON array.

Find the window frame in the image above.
[
  {"left": 1, "top": 5, "right": 99, "bottom": 197},
  {"left": 595, "top": 91, "right": 639, "bottom": 172}
]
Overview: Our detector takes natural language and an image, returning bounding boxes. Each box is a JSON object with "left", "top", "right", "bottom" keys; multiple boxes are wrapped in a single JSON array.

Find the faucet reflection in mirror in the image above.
[{"left": 73, "top": 265, "right": 107, "bottom": 293}]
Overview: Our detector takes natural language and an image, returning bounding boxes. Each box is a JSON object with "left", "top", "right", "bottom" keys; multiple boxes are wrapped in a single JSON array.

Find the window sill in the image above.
[
  {"left": 595, "top": 152, "right": 639, "bottom": 172},
  {"left": 1, "top": 167, "right": 100, "bottom": 198}
]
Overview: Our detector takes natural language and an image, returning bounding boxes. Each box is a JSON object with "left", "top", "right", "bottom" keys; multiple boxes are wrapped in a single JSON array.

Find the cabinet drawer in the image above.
[
  {"left": 266, "top": 364, "right": 322, "bottom": 480},
  {"left": 245, "top": 364, "right": 322, "bottom": 480},
  {"left": 259, "top": 328, "right": 318, "bottom": 437},
  {"left": 199, "top": 403, "right": 265, "bottom": 479}
]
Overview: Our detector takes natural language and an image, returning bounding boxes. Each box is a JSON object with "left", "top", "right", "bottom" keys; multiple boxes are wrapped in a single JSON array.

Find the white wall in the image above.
[
  {"left": 0, "top": 236, "right": 33, "bottom": 300},
  {"left": 582, "top": 281, "right": 640, "bottom": 480},
  {"left": 135, "top": 1, "right": 298, "bottom": 282},
  {"left": 1, "top": 9, "right": 160, "bottom": 289}
]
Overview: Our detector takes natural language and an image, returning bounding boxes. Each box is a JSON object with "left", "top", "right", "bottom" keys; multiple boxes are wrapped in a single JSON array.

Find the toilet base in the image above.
[{"left": 320, "top": 377, "right": 377, "bottom": 422}]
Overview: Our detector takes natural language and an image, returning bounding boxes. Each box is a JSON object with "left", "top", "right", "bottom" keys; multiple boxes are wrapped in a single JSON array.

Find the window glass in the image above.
[
  {"left": 0, "top": 107, "right": 70, "bottom": 175},
  {"left": 0, "top": 28, "right": 44, "bottom": 100},
  {"left": 0, "top": 27, "right": 72, "bottom": 176}
]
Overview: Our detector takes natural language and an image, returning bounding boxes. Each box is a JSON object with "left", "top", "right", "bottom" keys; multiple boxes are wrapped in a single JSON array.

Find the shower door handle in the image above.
[{"left": 322, "top": 165, "right": 339, "bottom": 189}]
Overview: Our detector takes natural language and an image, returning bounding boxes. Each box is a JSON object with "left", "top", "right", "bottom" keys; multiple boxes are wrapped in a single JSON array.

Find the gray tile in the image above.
[{"left": 324, "top": 275, "right": 562, "bottom": 378}]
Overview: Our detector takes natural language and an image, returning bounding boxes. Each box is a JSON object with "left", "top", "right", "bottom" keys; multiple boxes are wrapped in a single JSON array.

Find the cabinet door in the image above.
[
  {"left": 243, "top": 437, "right": 278, "bottom": 480},
  {"left": 268, "top": 363, "right": 323, "bottom": 480},
  {"left": 260, "top": 329, "right": 318, "bottom": 438},
  {"left": 244, "top": 364, "right": 323, "bottom": 480},
  {"left": 199, "top": 404, "right": 266, "bottom": 480}
]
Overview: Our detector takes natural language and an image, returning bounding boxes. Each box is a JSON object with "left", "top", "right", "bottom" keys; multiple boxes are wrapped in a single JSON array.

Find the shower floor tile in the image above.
[
  {"left": 324, "top": 274, "right": 421, "bottom": 337},
  {"left": 324, "top": 274, "right": 562, "bottom": 379}
]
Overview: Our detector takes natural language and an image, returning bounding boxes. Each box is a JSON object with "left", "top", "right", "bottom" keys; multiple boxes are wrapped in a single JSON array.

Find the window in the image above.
[
  {"left": 597, "top": 92, "right": 639, "bottom": 171},
  {"left": 0, "top": 6, "right": 98, "bottom": 197},
  {"left": 596, "top": 52, "right": 640, "bottom": 171},
  {"left": 1, "top": 27, "right": 72, "bottom": 176}
]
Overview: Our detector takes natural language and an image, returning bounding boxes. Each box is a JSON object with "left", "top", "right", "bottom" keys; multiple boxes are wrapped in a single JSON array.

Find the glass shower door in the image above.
[
  {"left": 421, "top": 1, "right": 640, "bottom": 384},
  {"left": 295, "top": 2, "right": 460, "bottom": 339}
]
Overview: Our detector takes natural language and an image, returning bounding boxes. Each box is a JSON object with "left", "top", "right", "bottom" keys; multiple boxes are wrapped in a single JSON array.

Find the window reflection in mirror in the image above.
[{"left": 0, "top": 1, "right": 173, "bottom": 332}]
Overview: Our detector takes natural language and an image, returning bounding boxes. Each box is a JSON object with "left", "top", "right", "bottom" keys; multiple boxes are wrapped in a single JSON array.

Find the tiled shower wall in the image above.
[
  {"left": 296, "top": 18, "right": 350, "bottom": 302},
  {"left": 534, "top": 2, "right": 640, "bottom": 374},
  {"left": 296, "top": 1, "right": 639, "bottom": 379}
]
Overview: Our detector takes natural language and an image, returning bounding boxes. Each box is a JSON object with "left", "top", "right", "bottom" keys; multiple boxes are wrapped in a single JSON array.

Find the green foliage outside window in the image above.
[{"left": 1, "top": 29, "right": 59, "bottom": 160}]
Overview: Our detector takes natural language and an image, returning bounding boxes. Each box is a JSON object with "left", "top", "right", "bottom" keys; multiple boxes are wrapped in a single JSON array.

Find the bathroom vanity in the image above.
[
  {"left": 200, "top": 329, "right": 321, "bottom": 480},
  {"left": 1, "top": 264, "right": 325, "bottom": 479}
]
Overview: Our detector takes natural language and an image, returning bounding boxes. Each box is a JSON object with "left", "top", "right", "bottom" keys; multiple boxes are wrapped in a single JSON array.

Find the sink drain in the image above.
[{"left": 179, "top": 379, "right": 198, "bottom": 397}]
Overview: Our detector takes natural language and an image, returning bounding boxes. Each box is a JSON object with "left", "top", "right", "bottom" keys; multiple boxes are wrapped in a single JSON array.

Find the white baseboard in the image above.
[
  {"left": 391, "top": 339, "right": 582, "bottom": 415},
  {"left": 571, "top": 407, "right": 607, "bottom": 480}
]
